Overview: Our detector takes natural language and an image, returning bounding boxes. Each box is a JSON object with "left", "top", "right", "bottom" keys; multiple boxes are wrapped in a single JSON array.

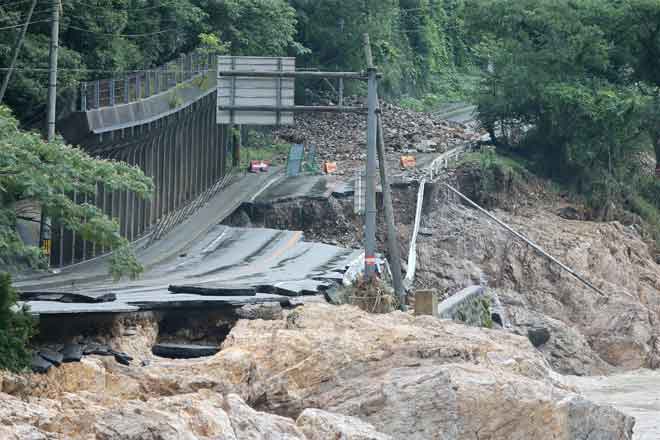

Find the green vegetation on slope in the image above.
[
  {"left": 465, "top": 0, "right": 660, "bottom": 248},
  {"left": 0, "top": 273, "right": 35, "bottom": 372},
  {"left": 0, "top": 0, "right": 473, "bottom": 123},
  {"left": 0, "top": 105, "right": 152, "bottom": 278}
]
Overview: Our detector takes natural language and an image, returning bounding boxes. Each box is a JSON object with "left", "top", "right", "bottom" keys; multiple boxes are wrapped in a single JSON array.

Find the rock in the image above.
[
  {"left": 235, "top": 302, "right": 284, "bottom": 320},
  {"left": 296, "top": 408, "right": 392, "bottom": 439},
  {"left": 0, "top": 371, "right": 29, "bottom": 395},
  {"left": 215, "top": 304, "right": 633, "bottom": 439},
  {"left": 38, "top": 349, "right": 63, "bottom": 367},
  {"left": 417, "top": 187, "right": 660, "bottom": 374},
  {"left": 527, "top": 327, "right": 551, "bottom": 347},
  {"left": 557, "top": 206, "right": 582, "bottom": 220},
  {"left": 83, "top": 343, "right": 112, "bottom": 356},
  {"left": 0, "top": 304, "right": 636, "bottom": 439},
  {"left": 32, "top": 354, "right": 53, "bottom": 374},
  {"left": 151, "top": 343, "right": 220, "bottom": 359},
  {"left": 110, "top": 350, "right": 132, "bottom": 366},
  {"left": 62, "top": 344, "right": 83, "bottom": 363}
]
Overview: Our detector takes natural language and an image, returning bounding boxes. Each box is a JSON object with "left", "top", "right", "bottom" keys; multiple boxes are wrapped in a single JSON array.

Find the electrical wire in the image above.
[
  {"left": 0, "top": 0, "right": 39, "bottom": 8},
  {"left": 65, "top": 23, "right": 178, "bottom": 37},
  {"left": 0, "top": 18, "right": 52, "bottom": 31},
  {"left": 0, "top": 66, "right": 211, "bottom": 73},
  {"left": 64, "top": 0, "right": 167, "bottom": 12}
]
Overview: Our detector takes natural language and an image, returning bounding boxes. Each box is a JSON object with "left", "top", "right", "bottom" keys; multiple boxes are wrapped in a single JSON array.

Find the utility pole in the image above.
[
  {"left": 363, "top": 33, "right": 378, "bottom": 278},
  {"left": 0, "top": 0, "right": 38, "bottom": 105},
  {"left": 46, "top": 0, "right": 60, "bottom": 142},
  {"left": 42, "top": 0, "right": 60, "bottom": 265},
  {"left": 376, "top": 114, "right": 406, "bottom": 309}
]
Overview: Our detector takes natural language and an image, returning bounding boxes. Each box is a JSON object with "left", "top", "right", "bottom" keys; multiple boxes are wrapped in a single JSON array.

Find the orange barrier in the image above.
[
  {"left": 323, "top": 161, "right": 338, "bottom": 174},
  {"left": 400, "top": 155, "right": 416, "bottom": 169}
]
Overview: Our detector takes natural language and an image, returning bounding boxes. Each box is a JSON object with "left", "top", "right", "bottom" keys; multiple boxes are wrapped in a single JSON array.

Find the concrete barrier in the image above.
[{"left": 437, "top": 286, "right": 492, "bottom": 328}]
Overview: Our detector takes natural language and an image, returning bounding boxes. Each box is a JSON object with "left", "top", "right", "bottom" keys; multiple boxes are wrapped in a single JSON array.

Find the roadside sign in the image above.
[
  {"left": 217, "top": 56, "right": 295, "bottom": 125},
  {"left": 42, "top": 239, "right": 51, "bottom": 256}
]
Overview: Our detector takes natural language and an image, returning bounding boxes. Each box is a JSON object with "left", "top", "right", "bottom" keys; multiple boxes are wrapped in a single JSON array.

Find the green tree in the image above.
[
  {"left": 466, "top": 0, "right": 645, "bottom": 182},
  {"left": 0, "top": 272, "right": 35, "bottom": 372},
  {"left": 0, "top": 105, "right": 152, "bottom": 278}
]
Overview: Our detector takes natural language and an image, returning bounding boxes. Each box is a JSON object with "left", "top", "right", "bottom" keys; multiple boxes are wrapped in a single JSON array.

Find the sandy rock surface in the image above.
[
  {"left": 0, "top": 303, "right": 634, "bottom": 439},
  {"left": 416, "top": 180, "right": 660, "bottom": 376}
]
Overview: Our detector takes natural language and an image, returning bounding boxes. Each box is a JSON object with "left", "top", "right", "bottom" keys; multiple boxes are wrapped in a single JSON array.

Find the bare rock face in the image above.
[
  {"left": 296, "top": 409, "right": 392, "bottom": 439},
  {"left": 417, "top": 186, "right": 660, "bottom": 374},
  {"left": 211, "top": 304, "right": 633, "bottom": 439},
  {"left": 0, "top": 304, "right": 634, "bottom": 439}
]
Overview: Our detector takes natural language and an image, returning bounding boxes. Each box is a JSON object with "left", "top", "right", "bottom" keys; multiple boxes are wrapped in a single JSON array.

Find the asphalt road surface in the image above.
[{"left": 20, "top": 225, "right": 360, "bottom": 315}]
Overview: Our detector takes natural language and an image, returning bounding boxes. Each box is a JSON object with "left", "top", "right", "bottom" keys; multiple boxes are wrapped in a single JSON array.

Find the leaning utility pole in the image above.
[
  {"left": 363, "top": 33, "right": 378, "bottom": 278},
  {"left": 46, "top": 0, "right": 60, "bottom": 141},
  {"left": 0, "top": 0, "right": 38, "bottom": 105},
  {"left": 376, "top": 115, "right": 406, "bottom": 309},
  {"left": 362, "top": 34, "right": 406, "bottom": 308}
]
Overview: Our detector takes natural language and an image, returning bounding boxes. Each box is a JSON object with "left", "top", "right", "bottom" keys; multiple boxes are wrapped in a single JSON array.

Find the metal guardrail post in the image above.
[
  {"left": 136, "top": 73, "right": 142, "bottom": 100},
  {"left": 124, "top": 75, "right": 130, "bottom": 103},
  {"left": 94, "top": 80, "right": 100, "bottom": 108},
  {"left": 144, "top": 70, "right": 151, "bottom": 98},
  {"left": 80, "top": 82, "right": 87, "bottom": 111},
  {"left": 109, "top": 78, "right": 115, "bottom": 106}
]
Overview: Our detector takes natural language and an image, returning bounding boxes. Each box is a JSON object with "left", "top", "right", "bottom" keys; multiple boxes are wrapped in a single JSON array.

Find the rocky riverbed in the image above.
[{"left": 0, "top": 303, "right": 634, "bottom": 439}]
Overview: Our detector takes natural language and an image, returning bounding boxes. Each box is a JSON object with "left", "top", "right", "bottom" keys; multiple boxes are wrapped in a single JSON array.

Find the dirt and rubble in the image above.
[
  {"left": 270, "top": 101, "right": 483, "bottom": 175},
  {"left": 0, "top": 303, "right": 634, "bottom": 439}
]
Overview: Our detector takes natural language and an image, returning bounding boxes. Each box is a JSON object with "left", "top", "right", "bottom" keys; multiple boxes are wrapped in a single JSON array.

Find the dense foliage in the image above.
[
  {"left": 0, "top": 105, "right": 152, "bottom": 278},
  {"left": 466, "top": 0, "right": 660, "bottom": 225},
  {"left": 0, "top": 273, "right": 35, "bottom": 372},
  {"left": 0, "top": 0, "right": 472, "bottom": 123}
]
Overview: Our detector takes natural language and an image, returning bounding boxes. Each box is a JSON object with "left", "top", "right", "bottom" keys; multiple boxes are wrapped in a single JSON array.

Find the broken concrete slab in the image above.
[
  {"left": 38, "top": 348, "right": 63, "bottom": 366},
  {"left": 62, "top": 343, "right": 83, "bottom": 363},
  {"left": 152, "top": 343, "right": 220, "bottom": 359},
  {"left": 111, "top": 350, "right": 133, "bottom": 366},
  {"left": 83, "top": 343, "right": 112, "bottom": 356},
  {"left": 19, "top": 291, "right": 116, "bottom": 303},
  {"left": 168, "top": 285, "right": 257, "bottom": 296},
  {"left": 31, "top": 354, "right": 53, "bottom": 374}
]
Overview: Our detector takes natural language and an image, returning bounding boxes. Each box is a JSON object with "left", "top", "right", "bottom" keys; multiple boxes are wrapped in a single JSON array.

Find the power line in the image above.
[
  {"left": 65, "top": 0, "right": 167, "bottom": 12},
  {"left": 65, "top": 24, "right": 178, "bottom": 37},
  {"left": 0, "top": 66, "right": 210, "bottom": 73},
  {"left": 0, "top": 0, "right": 40, "bottom": 8},
  {"left": 0, "top": 19, "right": 52, "bottom": 31}
]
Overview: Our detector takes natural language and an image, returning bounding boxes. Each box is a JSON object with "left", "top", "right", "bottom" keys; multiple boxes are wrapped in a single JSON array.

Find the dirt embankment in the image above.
[
  {"left": 416, "top": 161, "right": 660, "bottom": 376},
  {"left": 228, "top": 158, "right": 660, "bottom": 377}
]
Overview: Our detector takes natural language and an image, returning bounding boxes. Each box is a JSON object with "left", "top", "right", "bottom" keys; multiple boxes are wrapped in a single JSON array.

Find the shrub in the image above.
[{"left": 0, "top": 273, "right": 35, "bottom": 372}]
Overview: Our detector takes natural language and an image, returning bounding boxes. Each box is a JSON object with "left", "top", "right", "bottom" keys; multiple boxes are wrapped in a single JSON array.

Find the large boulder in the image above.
[{"left": 0, "top": 303, "right": 636, "bottom": 439}]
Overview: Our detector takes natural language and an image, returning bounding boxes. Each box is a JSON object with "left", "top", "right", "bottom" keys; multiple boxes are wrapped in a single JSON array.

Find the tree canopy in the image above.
[
  {"left": 0, "top": 0, "right": 472, "bottom": 122},
  {"left": 0, "top": 105, "right": 152, "bottom": 278}
]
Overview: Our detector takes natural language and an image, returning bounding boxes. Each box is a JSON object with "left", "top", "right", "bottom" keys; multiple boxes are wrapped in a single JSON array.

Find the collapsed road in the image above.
[
  {"left": 17, "top": 224, "right": 361, "bottom": 316},
  {"left": 14, "top": 169, "right": 362, "bottom": 317}
]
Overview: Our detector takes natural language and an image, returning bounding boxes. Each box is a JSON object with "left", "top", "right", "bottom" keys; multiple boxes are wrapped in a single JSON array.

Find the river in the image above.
[{"left": 567, "top": 370, "right": 660, "bottom": 440}]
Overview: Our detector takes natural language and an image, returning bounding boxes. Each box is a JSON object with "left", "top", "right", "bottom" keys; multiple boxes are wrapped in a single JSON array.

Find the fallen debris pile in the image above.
[{"left": 273, "top": 101, "right": 484, "bottom": 174}]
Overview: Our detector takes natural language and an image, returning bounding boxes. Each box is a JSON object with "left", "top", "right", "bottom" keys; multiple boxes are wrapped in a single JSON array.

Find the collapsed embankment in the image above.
[
  {"left": 0, "top": 303, "right": 635, "bottom": 439},
  {"left": 228, "top": 158, "right": 660, "bottom": 378}
]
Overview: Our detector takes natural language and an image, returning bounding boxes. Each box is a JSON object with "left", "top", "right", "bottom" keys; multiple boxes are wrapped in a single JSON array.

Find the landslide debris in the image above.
[
  {"left": 272, "top": 102, "right": 483, "bottom": 174},
  {"left": 414, "top": 159, "right": 660, "bottom": 376},
  {"left": 0, "top": 303, "right": 634, "bottom": 439}
]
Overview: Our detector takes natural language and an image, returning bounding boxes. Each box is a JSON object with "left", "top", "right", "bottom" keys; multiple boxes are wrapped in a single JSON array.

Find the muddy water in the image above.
[{"left": 567, "top": 370, "right": 660, "bottom": 439}]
